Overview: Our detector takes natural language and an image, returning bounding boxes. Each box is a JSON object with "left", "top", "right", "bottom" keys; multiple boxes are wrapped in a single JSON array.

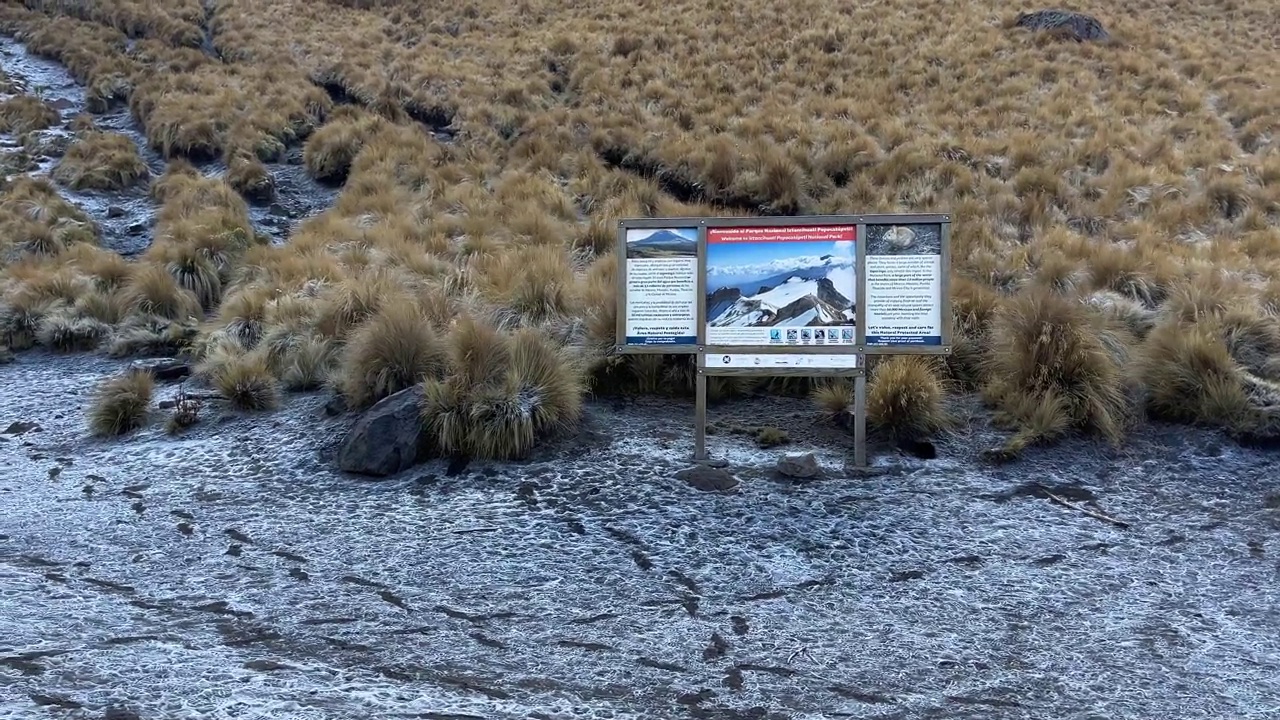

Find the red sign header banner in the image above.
[{"left": 706, "top": 225, "right": 857, "bottom": 244}]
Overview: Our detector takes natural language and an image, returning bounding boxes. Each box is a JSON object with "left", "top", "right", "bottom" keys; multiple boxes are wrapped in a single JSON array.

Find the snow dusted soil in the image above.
[{"left": 2, "top": 351, "right": 1279, "bottom": 719}]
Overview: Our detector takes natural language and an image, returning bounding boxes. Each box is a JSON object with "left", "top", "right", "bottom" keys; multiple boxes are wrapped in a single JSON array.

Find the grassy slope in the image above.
[{"left": 2, "top": 0, "right": 1279, "bottom": 458}]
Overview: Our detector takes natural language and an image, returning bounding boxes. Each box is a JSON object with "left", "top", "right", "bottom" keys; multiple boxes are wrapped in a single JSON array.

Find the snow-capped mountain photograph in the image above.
[
  {"left": 624, "top": 227, "right": 698, "bottom": 258},
  {"left": 706, "top": 238, "right": 856, "bottom": 329}
]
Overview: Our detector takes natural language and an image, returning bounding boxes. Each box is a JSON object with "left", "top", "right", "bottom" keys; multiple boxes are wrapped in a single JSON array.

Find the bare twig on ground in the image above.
[{"left": 1034, "top": 483, "right": 1131, "bottom": 529}]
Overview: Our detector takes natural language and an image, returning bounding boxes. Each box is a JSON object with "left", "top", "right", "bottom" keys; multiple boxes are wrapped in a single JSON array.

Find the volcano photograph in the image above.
[{"left": 624, "top": 227, "right": 698, "bottom": 259}]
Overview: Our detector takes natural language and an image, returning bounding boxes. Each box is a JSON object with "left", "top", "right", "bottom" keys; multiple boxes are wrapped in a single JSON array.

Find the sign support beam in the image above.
[
  {"left": 694, "top": 369, "right": 708, "bottom": 462},
  {"left": 853, "top": 374, "right": 868, "bottom": 469}
]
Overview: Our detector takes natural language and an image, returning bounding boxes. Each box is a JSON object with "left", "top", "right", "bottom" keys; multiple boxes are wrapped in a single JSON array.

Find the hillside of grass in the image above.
[{"left": 1, "top": 0, "right": 1278, "bottom": 460}]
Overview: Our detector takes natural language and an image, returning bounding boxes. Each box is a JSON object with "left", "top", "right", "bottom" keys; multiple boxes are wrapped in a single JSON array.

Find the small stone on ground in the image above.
[
  {"left": 675, "top": 466, "right": 740, "bottom": 492},
  {"left": 777, "top": 452, "right": 821, "bottom": 479}
]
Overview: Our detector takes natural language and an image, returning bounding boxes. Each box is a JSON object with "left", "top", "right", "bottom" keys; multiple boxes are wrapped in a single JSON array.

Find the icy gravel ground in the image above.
[{"left": 2, "top": 351, "right": 1280, "bottom": 720}]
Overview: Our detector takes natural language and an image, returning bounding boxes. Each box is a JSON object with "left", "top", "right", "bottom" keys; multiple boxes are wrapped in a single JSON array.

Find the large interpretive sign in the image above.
[{"left": 615, "top": 213, "right": 952, "bottom": 467}]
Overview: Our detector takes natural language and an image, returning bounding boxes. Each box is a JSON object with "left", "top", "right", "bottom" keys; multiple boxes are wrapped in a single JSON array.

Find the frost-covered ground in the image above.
[{"left": 2, "top": 351, "right": 1279, "bottom": 719}]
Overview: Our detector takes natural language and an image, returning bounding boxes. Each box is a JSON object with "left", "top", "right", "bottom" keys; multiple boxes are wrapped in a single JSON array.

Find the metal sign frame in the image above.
[{"left": 614, "top": 213, "right": 952, "bottom": 469}]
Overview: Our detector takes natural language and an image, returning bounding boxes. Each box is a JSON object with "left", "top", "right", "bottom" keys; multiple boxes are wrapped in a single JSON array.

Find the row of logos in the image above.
[
  {"left": 716, "top": 353, "right": 862, "bottom": 368},
  {"left": 768, "top": 327, "right": 856, "bottom": 343}
]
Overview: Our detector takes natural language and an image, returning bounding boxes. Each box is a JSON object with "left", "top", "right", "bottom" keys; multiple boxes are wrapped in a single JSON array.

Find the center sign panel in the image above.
[{"left": 703, "top": 224, "right": 858, "bottom": 349}]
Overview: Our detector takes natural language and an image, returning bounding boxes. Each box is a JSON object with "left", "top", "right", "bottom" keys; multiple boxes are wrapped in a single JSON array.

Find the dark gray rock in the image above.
[
  {"left": 103, "top": 706, "right": 141, "bottom": 720},
  {"left": 129, "top": 358, "right": 190, "bottom": 382},
  {"left": 1013, "top": 9, "right": 1110, "bottom": 42},
  {"left": 675, "top": 466, "right": 740, "bottom": 492},
  {"left": 337, "top": 387, "right": 430, "bottom": 477},
  {"left": 777, "top": 452, "right": 821, "bottom": 479},
  {"left": 3, "top": 421, "right": 41, "bottom": 435}
]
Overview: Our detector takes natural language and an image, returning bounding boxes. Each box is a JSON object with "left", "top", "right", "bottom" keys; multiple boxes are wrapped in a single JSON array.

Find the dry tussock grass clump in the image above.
[
  {"left": 87, "top": 367, "right": 153, "bottom": 437},
  {"left": 0, "top": 95, "right": 60, "bottom": 135},
  {"left": 24, "top": 0, "right": 205, "bottom": 48},
  {"left": 37, "top": 309, "right": 110, "bottom": 353},
  {"left": 422, "top": 319, "right": 585, "bottom": 460},
  {"left": 303, "top": 107, "right": 388, "bottom": 182},
  {"left": 198, "top": 347, "right": 282, "bottom": 411},
  {"left": 337, "top": 301, "right": 447, "bottom": 409},
  {"left": 141, "top": 163, "right": 258, "bottom": 308},
  {"left": 52, "top": 130, "right": 150, "bottom": 190},
  {"left": 866, "top": 356, "right": 954, "bottom": 442},
  {"left": 120, "top": 263, "right": 202, "bottom": 321},
  {"left": 981, "top": 289, "right": 1135, "bottom": 459},
  {"left": 1137, "top": 320, "right": 1256, "bottom": 433},
  {"left": 0, "top": 176, "right": 99, "bottom": 259}
]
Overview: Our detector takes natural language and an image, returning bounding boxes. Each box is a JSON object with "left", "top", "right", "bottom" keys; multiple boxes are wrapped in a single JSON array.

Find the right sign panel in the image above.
[{"left": 863, "top": 222, "right": 944, "bottom": 347}]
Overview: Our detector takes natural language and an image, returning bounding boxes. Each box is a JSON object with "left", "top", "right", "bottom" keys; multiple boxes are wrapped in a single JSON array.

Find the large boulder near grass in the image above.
[
  {"left": 1013, "top": 9, "right": 1110, "bottom": 42},
  {"left": 337, "top": 385, "right": 432, "bottom": 477}
]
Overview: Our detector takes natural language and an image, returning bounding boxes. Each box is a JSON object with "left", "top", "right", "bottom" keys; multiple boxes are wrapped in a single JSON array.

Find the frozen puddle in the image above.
[{"left": 1, "top": 351, "right": 1279, "bottom": 719}]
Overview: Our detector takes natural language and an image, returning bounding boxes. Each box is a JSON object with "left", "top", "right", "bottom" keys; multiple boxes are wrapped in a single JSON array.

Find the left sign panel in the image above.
[{"left": 623, "top": 226, "right": 700, "bottom": 346}]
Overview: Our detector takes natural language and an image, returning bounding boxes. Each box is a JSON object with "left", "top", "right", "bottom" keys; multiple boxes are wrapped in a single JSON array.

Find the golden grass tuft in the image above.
[
  {"left": 866, "top": 356, "right": 953, "bottom": 441},
  {"left": 0, "top": 96, "right": 60, "bottom": 134},
  {"left": 981, "top": 288, "right": 1134, "bottom": 458},
  {"left": 36, "top": 310, "right": 109, "bottom": 352},
  {"left": 477, "top": 245, "right": 580, "bottom": 326},
  {"left": 87, "top": 368, "right": 154, "bottom": 437},
  {"left": 216, "top": 284, "right": 273, "bottom": 349},
  {"left": 422, "top": 323, "right": 585, "bottom": 460},
  {"left": 0, "top": 176, "right": 99, "bottom": 257},
  {"left": 207, "top": 350, "right": 282, "bottom": 411},
  {"left": 1136, "top": 320, "right": 1254, "bottom": 433},
  {"left": 61, "top": 243, "right": 134, "bottom": 291},
  {"left": 122, "top": 263, "right": 202, "bottom": 321},
  {"left": 946, "top": 276, "right": 1001, "bottom": 388},
  {"left": 315, "top": 269, "right": 408, "bottom": 339},
  {"left": 149, "top": 241, "right": 223, "bottom": 311},
  {"left": 811, "top": 378, "right": 854, "bottom": 424},
  {"left": 280, "top": 334, "right": 338, "bottom": 390},
  {"left": 105, "top": 314, "right": 198, "bottom": 359},
  {"left": 303, "top": 108, "right": 387, "bottom": 182},
  {"left": 52, "top": 131, "right": 150, "bottom": 190},
  {"left": 225, "top": 152, "right": 275, "bottom": 200},
  {"left": 337, "top": 301, "right": 446, "bottom": 409}
]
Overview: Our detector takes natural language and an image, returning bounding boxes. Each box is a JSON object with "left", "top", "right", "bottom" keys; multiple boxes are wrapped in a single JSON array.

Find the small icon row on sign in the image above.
[{"left": 769, "top": 327, "right": 855, "bottom": 343}]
